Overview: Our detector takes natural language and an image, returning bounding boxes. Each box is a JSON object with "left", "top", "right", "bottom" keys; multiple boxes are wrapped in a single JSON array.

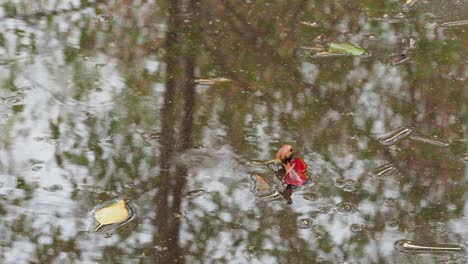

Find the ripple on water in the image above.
[
  {"left": 4, "top": 96, "right": 25, "bottom": 106},
  {"left": 43, "top": 184, "right": 63, "bottom": 192},
  {"left": 186, "top": 188, "right": 207, "bottom": 198},
  {"left": 297, "top": 217, "right": 316, "bottom": 229},
  {"left": 385, "top": 219, "right": 399, "bottom": 229},
  {"left": 378, "top": 126, "right": 413, "bottom": 146},
  {"left": 336, "top": 202, "right": 358, "bottom": 214},
  {"left": 31, "top": 164, "right": 44, "bottom": 171},
  {"left": 303, "top": 192, "right": 322, "bottom": 201}
]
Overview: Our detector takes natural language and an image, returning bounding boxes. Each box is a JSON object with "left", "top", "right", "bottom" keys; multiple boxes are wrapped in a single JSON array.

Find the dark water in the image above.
[{"left": 0, "top": 0, "right": 467, "bottom": 263}]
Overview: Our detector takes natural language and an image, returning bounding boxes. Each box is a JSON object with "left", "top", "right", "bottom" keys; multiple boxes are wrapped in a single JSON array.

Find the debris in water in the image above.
[
  {"left": 194, "top": 77, "right": 231, "bottom": 85},
  {"left": 385, "top": 51, "right": 410, "bottom": 66},
  {"left": 395, "top": 240, "right": 464, "bottom": 253},
  {"left": 327, "top": 42, "right": 366, "bottom": 56},
  {"left": 408, "top": 135, "right": 450, "bottom": 148},
  {"left": 378, "top": 127, "right": 413, "bottom": 145},
  {"left": 439, "top": 20, "right": 468, "bottom": 27},
  {"left": 369, "top": 164, "right": 399, "bottom": 180}
]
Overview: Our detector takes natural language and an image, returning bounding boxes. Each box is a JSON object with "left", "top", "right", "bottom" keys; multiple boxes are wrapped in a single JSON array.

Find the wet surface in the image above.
[{"left": 0, "top": 0, "right": 467, "bottom": 263}]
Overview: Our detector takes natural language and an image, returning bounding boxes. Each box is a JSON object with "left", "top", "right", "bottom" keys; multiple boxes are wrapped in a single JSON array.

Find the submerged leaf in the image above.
[
  {"left": 94, "top": 200, "right": 130, "bottom": 231},
  {"left": 328, "top": 42, "right": 366, "bottom": 56},
  {"left": 251, "top": 174, "right": 272, "bottom": 193}
]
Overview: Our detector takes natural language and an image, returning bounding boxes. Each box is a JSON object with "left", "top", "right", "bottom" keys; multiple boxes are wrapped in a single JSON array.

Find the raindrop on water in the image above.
[
  {"left": 342, "top": 185, "right": 358, "bottom": 192},
  {"left": 384, "top": 198, "right": 398, "bottom": 207},
  {"left": 349, "top": 224, "right": 365, "bottom": 232},
  {"left": 385, "top": 219, "right": 399, "bottom": 229},
  {"left": 336, "top": 202, "right": 358, "bottom": 214},
  {"left": 428, "top": 221, "right": 447, "bottom": 234},
  {"left": 186, "top": 188, "right": 207, "bottom": 198},
  {"left": 43, "top": 184, "right": 63, "bottom": 192},
  {"left": 31, "top": 164, "right": 44, "bottom": 171},
  {"left": 244, "top": 135, "right": 258, "bottom": 142},
  {"left": 4, "top": 96, "right": 25, "bottom": 106},
  {"left": 96, "top": 14, "right": 113, "bottom": 23},
  {"left": 318, "top": 205, "right": 335, "bottom": 214},
  {"left": 303, "top": 192, "right": 322, "bottom": 201},
  {"left": 297, "top": 217, "right": 316, "bottom": 229}
]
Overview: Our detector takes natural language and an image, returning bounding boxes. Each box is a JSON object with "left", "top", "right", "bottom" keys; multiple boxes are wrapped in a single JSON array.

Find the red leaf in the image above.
[{"left": 282, "top": 158, "right": 307, "bottom": 186}]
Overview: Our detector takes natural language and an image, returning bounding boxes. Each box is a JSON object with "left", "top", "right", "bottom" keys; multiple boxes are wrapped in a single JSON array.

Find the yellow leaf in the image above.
[{"left": 94, "top": 200, "right": 129, "bottom": 231}]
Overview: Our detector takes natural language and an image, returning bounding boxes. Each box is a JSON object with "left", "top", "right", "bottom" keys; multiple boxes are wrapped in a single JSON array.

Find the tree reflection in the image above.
[{"left": 0, "top": 0, "right": 466, "bottom": 263}]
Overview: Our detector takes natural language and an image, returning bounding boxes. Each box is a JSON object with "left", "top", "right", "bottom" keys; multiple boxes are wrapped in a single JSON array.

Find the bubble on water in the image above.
[
  {"left": 336, "top": 202, "right": 358, "bottom": 214},
  {"left": 96, "top": 14, "right": 113, "bottom": 23},
  {"left": 384, "top": 198, "right": 398, "bottom": 207},
  {"left": 4, "top": 96, "right": 25, "bottom": 106},
  {"left": 378, "top": 126, "right": 413, "bottom": 145},
  {"left": 318, "top": 205, "right": 335, "bottom": 214},
  {"left": 349, "top": 223, "right": 365, "bottom": 232},
  {"left": 43, "top": 184, "right": 63, "bottom": 192},
  {"left": 244, "top": 135, "right": 258, "bottom": 142},
  {"left": 271, "top": 225, "right": 280, "bottom": 231},
  {"left": 303, "top": 192, "right": 322, "bottom": 201},
  {"left": 84, "top": 56, "right": 93, "bottom": 61},
  {"left": 186, "top": 188, "right": 207, "bottom": 198},
  {"left": 369, "top": 164, "right": 399, "bottom": 180},
  {"left": 95, "top": 63, "right": 106, "bottom": 68},
  {"left": 31, "top": 164, "right": 44, "bottom": 171},
  {"left": 297, "top": 217, "right": 316, "bottom": 229}
]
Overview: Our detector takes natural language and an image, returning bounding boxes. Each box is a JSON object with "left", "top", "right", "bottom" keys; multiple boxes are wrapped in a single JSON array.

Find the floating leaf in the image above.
[
  {"left": 328, "top": 42, "right": 366, "bottom": 56},
  {"left": 282, "top": 158, "right": 307, "bottom": 186},
  {"left": 93, "top": 199, "right": 130, "bottom": 231}
]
